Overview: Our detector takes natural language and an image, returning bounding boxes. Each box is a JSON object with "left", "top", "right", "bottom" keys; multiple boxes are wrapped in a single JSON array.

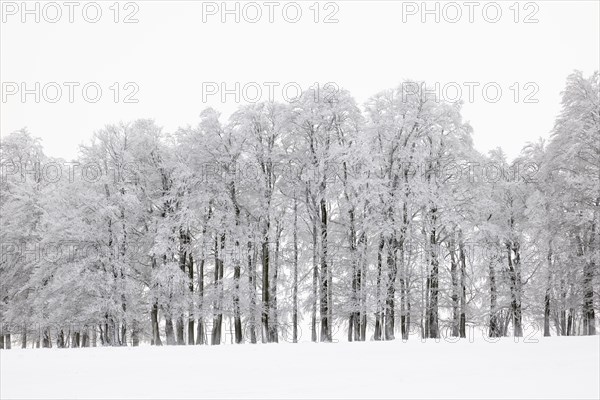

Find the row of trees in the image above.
[{"left": 0, "top": 72, "right": 597, "bottom": 348}]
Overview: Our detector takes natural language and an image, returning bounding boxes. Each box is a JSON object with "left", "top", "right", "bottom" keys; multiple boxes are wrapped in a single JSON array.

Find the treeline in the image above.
[{"left": 0, "top": 72, "right": 597, "bottom": 349}]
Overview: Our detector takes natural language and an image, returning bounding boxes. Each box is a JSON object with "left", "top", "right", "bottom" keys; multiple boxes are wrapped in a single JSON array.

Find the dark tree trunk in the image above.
[
  {"left": 559, "top": 280, "right": 567, "bottom": 336},
  {"left": 130, "top": 321, "right": 139, "bottom": 347},
  {"left": 318, "top": 198, "right": 331, "bottom": 343},
  {"left": 489, "top": 259, "right": 500, "bottom": 337},
  {"left": 57, "top": 330, "right": 65, "bottom": 348},
  {"left": 348, "top": 208, "right": 357, "bottom": 342},
  {"left": 150, "top": 254, "right": 162, "bottom": 346},
  {"left": 544, "top": 246, "right": 553, "bottom": 337},
  {"left": 188, "top": 253, "right": 195, "bottom": 345},
  {"left": 196, "top": 211, "right": 210, "bottom": 346},
  {"left": 261, "top": 228, "right": 270, "bottom": 343},
  {"left": 269, "top": 223, "right": 282, "bottom": 343},
  {"left": 582, "top": 215, "right": 597, "bottom": 335},
  {"left": 399, "top": 242, "right": 410, "bottom": 341},
  {"left": 582, "top": 223, "right": 596, "bottom": 335},
  {"left": 374, "top": 235, "right": 385, "bottom": 341},
  {"left": 165, "top": 317, "right": 176, "bottom": 345},
  {"left": 507, "top": 241, "right": 523, "bottom": 337},
  {"left": 449, "top": 238, "right": 460, "bottom": 337},
  {"left": 176, "top": 319, "right": 185, "bottom": 345},
  {"left": 233, "top": 253, "right": 243, "bottom": 344},
  {"left": 151, "top": 301, "right": 162, "bottom": 345},
  {"left": 427, "top": 208, "right": 440, "bottom": 339},
  {"left": 583, "top": 260, "right": 596, "bottom": 335},
  {"left": 399, "top": 267, "right": 408, "bottom": 340},
  {"left": 292, "top": 197, "right": 299, "bottom": 344},
  {"left": 21, "top": 327, "right": 27, "bottom": 349},
  {"left": 211, "top": 234, "right": 225, "bottom": 345},
  {"left": 384, "top": 237, "right": 397, "bottom": 340},
  {"left": 231, "top": 183, "right": 243, "bottom": 344},
  {"left": 356, "top": 233, "right": 367, "bottom": 342},
  {"left": 544, "top": 291, "right": 551, "bottom": 337},
  {"left": 42, "top": 328, "right": 52, "bottom": 348},
  {"left": 458, "top": 236, "right": 467, "bottom": 338},
  {"left": 319, "top": 198, "right": 331, "bottom": 342},
  {"left": 82, "top": 329, "right": 90, "bottom": 347},
  {"left": 197, "top": 254, "right": 205, "bottom": 345},
  {"left": 102, "top": 321, "right": 108, "bottom": 345},
  {"left": 232, "top": 259, "right": 243, "bottom": 344},
  {"left": 176, "top": 230, "right": 188, "bottom": 346},
  {"left": 247, "top": 240, "right": 257, "bottom": 344},
  {"left": 311, "top": 218, "right": 318, "bottom": 342}
]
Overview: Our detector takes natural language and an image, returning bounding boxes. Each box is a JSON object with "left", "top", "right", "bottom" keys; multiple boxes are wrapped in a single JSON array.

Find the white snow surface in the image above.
[{"left": 1, "top": 336, "right": 599, "bottom": 399}]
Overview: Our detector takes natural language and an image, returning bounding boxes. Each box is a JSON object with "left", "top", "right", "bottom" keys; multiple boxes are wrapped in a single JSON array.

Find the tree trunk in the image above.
[
  {"left": 247, "top": 240, "right": 257, "bottom": 344},
  {"left": 197, "top": 253, "right": 205, "bottom": 345},
  {"left": 188, "top": 252, "right": 195, "bottom": 345},
  {"left": 91, "top": 327, "right": 96, "bottom": 347},
  {"left": 57, "top": 329, "right": 65, "bottom": 348},
  {"left": 357, "top": 232, "right": 368, "bottom": 341},
  {"left": 582, "top": 227, "right": 596, "bottom": 335},
  {"left": 292, "top": 197, "right": 299, "bottom": 344},
  {"left": 165, "top": 317, "right": 176, "bottom": 345},
  {"left": 176, "top": 230, "right": 187, "bottom": 346},
  {"left": 211, "top": 233, "right": 224, "bottom": 345},
  {"left": 21, "top": 326, "right": 27, "bottom": 349},
  {"left": 151, "top": 301, "right": 162, "bottom": 345},
  {"left": 449, "top": 238, "right": 460, "bottom": 337},
  {"left": 489, "top": 259, "right": 499, "bottom": 337},
  {"left": 261, "top": 226, "right": 270, "bottom": 343},
  {"left": 42, "top": 328, "right": 52, "bottom": 348},
  {"left": 82, "top": 329, "right": 90, "bottom": 347},
  {"left": 231, "top": 183, "right": 243, "bottom": 344},
  {"left": 176, "top": 318, "right": 185, "bottom": 345},
  {"left": 458, "top": 235, "right": 467, "bottom": 338},
  {"left": 348, "top": 208, "right": 357, "bottom": 342},
  {"left": 544, "top": 246, "right": 553, "bottom": 337},
  {"left": 196, "top": 212, "right": 210, "bottom": 346},
  {"left": 269, "top": 224, "right": 281, "bottom": 343},
  {"left": 385, "top": 237, "right": 397, "bottom": 340},
  {"left": 427, "top": 208, "right": 440, "bottom": 339},
  {"left": 507, "top": 241, "right": 523, "bottom": 337},
  {"left": 233, "top": 252, "right": 243, "bottom": 344},
  {"left": 319, "top": 197, "right": 331, "bottom": 342},
  {"left": 311, "top": 218, "right": 318, "bottom": 342},
  {"left": 129, "top": 321, "right": 138, "bottom": 347},
  {"left": 374, "top": 235, "right": 385, "bottom": 341},
  {"left": 582, "top": 260, "right": 596, "bottom": 335}
]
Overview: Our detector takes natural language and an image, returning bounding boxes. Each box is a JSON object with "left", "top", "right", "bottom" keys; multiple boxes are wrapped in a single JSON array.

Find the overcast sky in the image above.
[{"left": 2, "top": 0, "right": 599, "bottom": 161}]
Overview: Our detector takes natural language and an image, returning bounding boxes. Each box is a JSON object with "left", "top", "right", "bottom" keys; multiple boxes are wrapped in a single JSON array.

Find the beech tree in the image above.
[{"left": 0, "top": 74, "right": 597, "bottom": 349}]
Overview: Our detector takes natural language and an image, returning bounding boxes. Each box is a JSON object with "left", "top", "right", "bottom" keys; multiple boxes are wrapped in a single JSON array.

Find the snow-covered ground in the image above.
[{"left": 1, "top": 336, "right": 598, "bottom": 399}]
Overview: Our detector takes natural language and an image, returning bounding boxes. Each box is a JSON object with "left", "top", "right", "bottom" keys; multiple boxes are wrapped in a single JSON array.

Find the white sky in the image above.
[{"left": 1, "top": 0, "right": 599, "bottom": 161}]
